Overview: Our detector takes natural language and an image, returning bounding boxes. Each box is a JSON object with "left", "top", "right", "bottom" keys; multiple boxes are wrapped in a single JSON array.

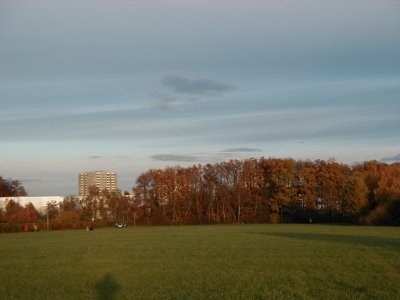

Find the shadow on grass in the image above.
[
  {"left": 95, "top": 273, "right": 120, "bottom": 300},
  {"left": 254, "top": 232, "right": 400, "bottom": 249}
]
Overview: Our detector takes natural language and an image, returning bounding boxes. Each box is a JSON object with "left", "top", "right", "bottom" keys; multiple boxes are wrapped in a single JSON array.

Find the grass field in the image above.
[{"left": 0, "top": 224, "right": 399, "bottom": 299}]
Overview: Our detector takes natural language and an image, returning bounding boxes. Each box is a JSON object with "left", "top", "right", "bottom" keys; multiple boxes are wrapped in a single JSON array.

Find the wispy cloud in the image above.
[
  {"left": 0, "top": 103, "right": 147, "bottom": 122},
  {"left": 151, "top": 153, "right": 233, "bottom": 163},
  {"left": 87, "top": 155, "right": 130, "bottom": 160},
  {"left": 151, "top": 154, "right": 201, "bottom": 162},
  {"left": 151, "top": 149, "right": 266, "bottom": 163},
  {"left": 222, "top": 147, "right": 263, "bottom": 153},
  {"left": 20, "top": 177, "right": 63, "bottom": 182},
  {"left": 151, "top": 92, "right": 179, "bottom": 110},
  {"left": 21, "top": 178, "right": 60, "bottom": 182}
]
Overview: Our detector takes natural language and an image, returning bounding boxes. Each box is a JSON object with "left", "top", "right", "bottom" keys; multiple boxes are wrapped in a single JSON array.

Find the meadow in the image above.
[{"left": 0, "top": 224, "right": 399, "bottom": 299}]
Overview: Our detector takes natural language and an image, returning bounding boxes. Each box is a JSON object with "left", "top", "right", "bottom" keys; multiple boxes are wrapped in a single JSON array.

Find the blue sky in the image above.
[{"left": 1, "top": 0, "right": 399, "bottom": 196}]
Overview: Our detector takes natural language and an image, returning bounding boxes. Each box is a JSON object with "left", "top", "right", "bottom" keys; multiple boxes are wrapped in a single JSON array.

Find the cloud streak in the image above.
[
  {"left": 162, "top": 74, "right": 235, "bottom": 95},
  {"left": 0, "top": 103, "right": 147, "bottom": 122},
  {"left": 88, "top": 155, "right": 130, "bottom": 160},
  {"left": 222, "top": 147, "right": 263, "bottom": 153},
  {"left": 150, "top": 149, "right": 266, "bottom": 163},
  {"left": 20, "top": 177, "right": 62, "bottom": 182},
  {"left": 151, "top": 153, "right": 234, "bottom": 163},
  {"left": 151, "top": 92, "right": 179, "bottom": 110}
]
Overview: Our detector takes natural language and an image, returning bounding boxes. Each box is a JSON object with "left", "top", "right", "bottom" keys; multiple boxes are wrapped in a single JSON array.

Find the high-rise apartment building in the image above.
[{"left": 79, "top": 171, "right": 118, "bottom": 197}]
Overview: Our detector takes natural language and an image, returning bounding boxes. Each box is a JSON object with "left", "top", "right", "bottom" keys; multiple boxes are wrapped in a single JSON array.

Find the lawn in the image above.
[{"left": 0, "top": 224, "right": 399, "bottom": 299}]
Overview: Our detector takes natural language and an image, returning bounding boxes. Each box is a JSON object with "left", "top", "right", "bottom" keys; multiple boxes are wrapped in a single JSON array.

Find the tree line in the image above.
[
  {"left": 1, "top": 158, "right": 399, "bottom": 230},
  {"left": 0, "top": 186, "right": 131, "bottom": 231},
  {"left": 133, "top": 158, "right": 400, "bottom": 225}
]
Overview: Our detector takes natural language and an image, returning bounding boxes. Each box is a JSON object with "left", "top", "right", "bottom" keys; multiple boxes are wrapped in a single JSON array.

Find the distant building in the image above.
[{"left": 79, "top": 171, "right": 118, "bottom": 197}]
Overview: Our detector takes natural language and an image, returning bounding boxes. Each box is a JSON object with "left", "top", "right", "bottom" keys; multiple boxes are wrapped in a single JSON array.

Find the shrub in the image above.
[{"left": 55, "top": 211, "right": 80, "bottom": 223}]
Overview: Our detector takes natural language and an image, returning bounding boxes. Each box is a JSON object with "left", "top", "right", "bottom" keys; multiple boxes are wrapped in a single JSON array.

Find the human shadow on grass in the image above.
[
  {"left": 253, "top": 232, "right": 400, "bottom": 249},
  {"left": 95, "top": 273, "right": 120, "bottom": 300}
]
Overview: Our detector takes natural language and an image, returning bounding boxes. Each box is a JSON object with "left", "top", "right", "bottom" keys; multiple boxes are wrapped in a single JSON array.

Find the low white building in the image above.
[{"left": 0, "top": 196, "right": 64, "bottom": 213}]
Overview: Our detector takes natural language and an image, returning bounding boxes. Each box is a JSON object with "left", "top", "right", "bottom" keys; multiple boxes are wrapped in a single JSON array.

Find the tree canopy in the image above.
[
  {"left": 133, "top": 159, "right": 400, "bottom": 225},
  {"left": 0, "top": 177, "right": 27, "bottom": 197}
]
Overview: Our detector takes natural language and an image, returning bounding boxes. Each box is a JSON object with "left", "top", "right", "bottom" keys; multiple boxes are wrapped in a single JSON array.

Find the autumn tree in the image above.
[
  {"left": 375, "top": 163, "right": 400, "bottom": 204},
  {"left": 200, "top": 163, "right": 218, "bottom": 223},
  {"left": 241, "top": 158, "right": 265, "bottom": 222},
  {"left": 9, "top": 202, "right": 39, "bottom": 224},
  {"left": 53, "top": 195, "right": 82, "bottom": 224},
  {"left": 366, "top": 163, "right": 400, "bottom": 224},
  {"left": 342, "top": 171, "right": 369, "bottom": 218},
  {"left": 130, "top": 158, "right": 400, "bottom": 225},
  {"left": 46, "top": 200, "right": 60, "bottom": 220},
  {"left": 4, "top": 199, "right": 23, "bottom": 222},
  {"left": 315, "top": 160, "right": 350, "bottom": 219},
  {"left": 60, "top": 195, "right": 80, "bottom": 212},
  {"left": 296, "top": 160, "right": 318, "bottom": 209},
  {"left": 0, "top": 177, "right": 27, "bottom": 197},
  {"left": 260, "top": 158, "right": 297, "bottom": 222},
  {"left": 56, "top": 210, "right": 80, "bottom": 223},
  {"left": 362, "top": 160, "right": 383, "bottom": 209},
  {"left": 0, "top": 207, "right": 4, "bottom": 222},
  {"left": 104, "top": 189, "right": 130, "bottom": 223},
  {"left": 133, "top": 171, "right": 152, "bottom": 224},
  {"left": 80, "top": 186, "right": 100, "bottom": 221}
]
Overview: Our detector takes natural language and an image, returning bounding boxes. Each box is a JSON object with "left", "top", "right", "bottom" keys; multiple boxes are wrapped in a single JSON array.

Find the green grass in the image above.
[{"left": 0, "top": 224, "right": 399, "bottom": 299}]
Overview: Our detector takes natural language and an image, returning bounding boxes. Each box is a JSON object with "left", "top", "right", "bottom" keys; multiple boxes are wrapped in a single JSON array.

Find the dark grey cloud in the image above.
[
  {"left": 381, "top": 153, "right": 400, "bottom": 162},
  {"left": 222, "top": 147, "right": 263, "bottom": 153},
  {"left": 162, "top": 74, "right": 235, "bottom": 96},
  {"left": 151, "top": 153, "right": 233, "bottom": 163},
  {"left": 152, "top": 74, "right": 236, "bottom": 109}
]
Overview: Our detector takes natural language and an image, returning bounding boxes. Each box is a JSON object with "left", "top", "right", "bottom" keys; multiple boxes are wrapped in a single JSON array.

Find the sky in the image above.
[{"left": 0, "top": 0, "right": 399, "bottom": 196}]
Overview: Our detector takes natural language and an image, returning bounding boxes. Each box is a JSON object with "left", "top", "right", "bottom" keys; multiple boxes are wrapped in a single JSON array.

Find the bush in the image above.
[
  {"left": 0, "top": 223, "right": 24, "bottom": 233},
  {"left": 361, "top": 198, "right": 400, "bottom": 225},
  {"left": 55, "top": 211, "right": 80, "bottom": 223}
]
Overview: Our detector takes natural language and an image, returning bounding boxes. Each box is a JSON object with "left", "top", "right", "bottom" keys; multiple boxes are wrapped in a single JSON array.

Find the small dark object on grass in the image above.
[{"left": 115, "top": 222, "right": 128, "bottom": 228}]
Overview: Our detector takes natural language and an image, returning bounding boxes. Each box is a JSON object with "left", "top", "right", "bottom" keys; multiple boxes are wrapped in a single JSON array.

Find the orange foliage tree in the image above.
[{"left": 131, "top": 158, "right": 400, "bottom": 225}]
